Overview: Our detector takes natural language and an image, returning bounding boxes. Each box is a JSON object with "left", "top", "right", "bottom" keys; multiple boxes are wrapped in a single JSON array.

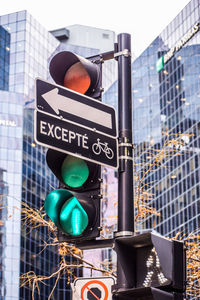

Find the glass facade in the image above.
[
  {"left": 0, "top": 11, "right": 62, "bottom": 300},
  {"left": 21, "top": 108, "right": 82, "bottom": 299},
  {"left": 104, "top": 1, "right": 200, "bottom": 297},
  {"left": 0, "top": 26, "right": 10, "bottom": 91},
  {"left": 0, "top": 90, "right": 24, "bottom": 300},
  {"left": 131, "top": 0, "right": 200, "bottom": 239},
  {"left": 0, "top": 10, "right": 60, "bottom": 98},
  {"left": 0, "top": 167, "right": 8, "bottom": 298},
  {"left": 0, "top": 10, "right": 117, "bottom": 300}
]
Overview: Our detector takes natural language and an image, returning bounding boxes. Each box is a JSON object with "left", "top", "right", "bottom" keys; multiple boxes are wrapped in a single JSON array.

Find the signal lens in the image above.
[
  {"left": 44, "top": 189, "right": 71, "bottom": 228},
  {"left": 64, "top": 62, "right": 91, "bottom": 94},
  {"left": 60, "top": 196, "right": 88, "bottom": 236},
  {"left": 44, "top": 190, "right": 89, "bottom": 236},
  {"left": 61, "top": 156, "right": 89, "bottom": 188}
]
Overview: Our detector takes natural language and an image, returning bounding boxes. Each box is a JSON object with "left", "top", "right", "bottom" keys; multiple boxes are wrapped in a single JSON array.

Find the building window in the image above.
[{"left": 102, "top": 33, "right": 109, "bottom": 39}]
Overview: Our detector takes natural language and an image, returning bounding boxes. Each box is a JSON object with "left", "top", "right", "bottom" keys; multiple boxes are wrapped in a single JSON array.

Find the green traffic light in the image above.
[
  {"left": 44, "top": 189, "right": 88, "bottom": 236},
  {"left": 60, "top": 196, "right": 88, "bottom": 236},
  {"left": 44, "top": 189, "right": 69, "bottom": 229},
  {"left": 61, "top": 155, "right": 89, "bottom": 188}
]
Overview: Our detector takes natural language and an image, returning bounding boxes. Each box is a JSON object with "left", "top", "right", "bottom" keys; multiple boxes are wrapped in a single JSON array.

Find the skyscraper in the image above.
[
  {"left": 131, "top": 0, "right": 200, "bottom": 240},
  {"left": 0, "top": 10, "right": 116, "bottom": 300},
  {"left": 104, "top": 1, "right": 200, "bottom": 297}
]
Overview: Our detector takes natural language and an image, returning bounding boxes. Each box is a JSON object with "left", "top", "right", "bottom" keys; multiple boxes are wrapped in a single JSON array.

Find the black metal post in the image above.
[{"left": 115, "top": 33, "right": 134, "bottom": 293}]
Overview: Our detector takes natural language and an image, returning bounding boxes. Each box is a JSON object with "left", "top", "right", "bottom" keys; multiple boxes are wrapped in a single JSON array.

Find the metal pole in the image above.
[{"left": 115, "top": 33, "right": 134, "bottom": 291}]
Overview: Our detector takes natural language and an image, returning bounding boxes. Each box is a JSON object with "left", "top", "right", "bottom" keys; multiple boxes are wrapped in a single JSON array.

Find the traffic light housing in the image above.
[
  {"left": 45, "top": 149, "right": 101, "bottom": 241},
  {"left": 112, "top": 232, "right": 186, "bottom": 299},
  {"left": 44, "top": 51, "right": 102, "bottom": 242},
  {"left": 49, "top": 51, "right": 102, "bottom": 99}
]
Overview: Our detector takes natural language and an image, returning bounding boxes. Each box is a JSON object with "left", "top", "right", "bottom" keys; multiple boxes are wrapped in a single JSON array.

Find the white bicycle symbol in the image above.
[{"left": 92, "top": 138, "right": 114, "bottom": 160}]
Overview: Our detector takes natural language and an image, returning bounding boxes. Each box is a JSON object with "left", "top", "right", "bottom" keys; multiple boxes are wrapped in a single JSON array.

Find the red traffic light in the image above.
[
  {"left": 49, "top": 51, "right": 101, "bottom": 99},
  {"left": 64, "top": 62, "right": 90, "bottom": 94}
]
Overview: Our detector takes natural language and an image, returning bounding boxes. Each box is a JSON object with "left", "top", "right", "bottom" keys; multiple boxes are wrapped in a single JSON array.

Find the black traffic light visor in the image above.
[
  {"left": 49, "top": 51, "right": 100, "bottom": 97},
  {"left": 50, "top": 51, "right": 78, "bottom": 86}
]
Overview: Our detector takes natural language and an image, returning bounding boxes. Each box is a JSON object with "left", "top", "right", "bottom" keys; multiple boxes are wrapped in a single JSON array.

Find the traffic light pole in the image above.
[{"left": 114, "top": 33, "right": 134, "bottom": 295}]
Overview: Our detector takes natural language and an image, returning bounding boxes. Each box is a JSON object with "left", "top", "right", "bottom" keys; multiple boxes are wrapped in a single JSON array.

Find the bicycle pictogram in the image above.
[{"left": 92, "top": 138, "right": 114, "bottom": 160}]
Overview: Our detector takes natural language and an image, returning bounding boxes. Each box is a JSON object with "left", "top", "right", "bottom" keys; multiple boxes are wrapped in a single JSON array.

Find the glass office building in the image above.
[
  {"left": 0, "top": 10, "right": 116, "bottom": 300},
  {"left": 132, "top": 3, "right": 200, "bottom": 296},
  {"left": 131, "top": 0, "right": 200, "bottom": 238},
  {"left": 0, "top": 90, "right": 24, "bottom": 300},
  {"left": 104, "top": 1, "right": 200, "bottom": 296},
  {"left": 21, "top": 107, "right": 84, "bottom": 299},
  {"left": 0, "top": 26, "right": 10, "bottom": 91},
  {"left": 0, "top": 10, "right": 63, "bottom": 300},
  {"left": 105, "top": 0, "right": 200, "bottom": 233}
]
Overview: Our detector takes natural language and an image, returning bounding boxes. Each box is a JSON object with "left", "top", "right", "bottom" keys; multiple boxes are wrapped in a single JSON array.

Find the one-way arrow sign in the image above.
[
  {"left": 34, "top": 78, "right": 118, "bottom": 169},
  {"left": 36, "top": 78, "right": 117, "bottom": 137},
  {"left": 42, "top": 88, "right": 113, "bottom": 131}
]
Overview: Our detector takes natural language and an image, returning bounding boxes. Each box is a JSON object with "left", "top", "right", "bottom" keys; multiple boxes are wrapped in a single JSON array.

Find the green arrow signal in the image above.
[
  {"left": 44, "top": 189, "right": 88, "bottom": 236},
  {"left": 60, "top": 196, "right": 88, "bottom": 235}
]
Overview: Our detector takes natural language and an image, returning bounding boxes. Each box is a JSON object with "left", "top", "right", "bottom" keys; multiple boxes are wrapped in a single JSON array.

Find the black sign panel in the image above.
[
  {"left": 36, "top": 78, "right": 117, "bottom": 137},
  {"left": 35, "top": 111, "right": 118, "bottom": 168}
]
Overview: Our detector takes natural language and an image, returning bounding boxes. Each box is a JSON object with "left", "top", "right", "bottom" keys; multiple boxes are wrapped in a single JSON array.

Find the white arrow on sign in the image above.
[{"left": 42, "top": 88, "right": 112, "bottom": 129}]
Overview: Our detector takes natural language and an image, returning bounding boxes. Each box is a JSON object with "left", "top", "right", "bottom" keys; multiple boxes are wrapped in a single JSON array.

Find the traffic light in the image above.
[
  {"left": 49, "top": 51, "right": 102, "bottom": 99},
  {"left": 44, "top": 51, "right": 102, "bottom": 242},
  {"left": 45, "top": 149, "right": 101, "bottom": 241},
  {"left": 112, "top": 231, "right": 186, "bottom": 299}
]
